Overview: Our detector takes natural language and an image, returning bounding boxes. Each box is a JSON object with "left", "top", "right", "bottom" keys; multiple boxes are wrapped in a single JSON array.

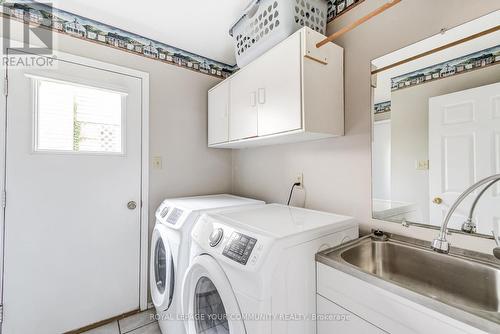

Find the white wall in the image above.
[
  {"left": 232, "top": 0, "right": 500, "bottom": 253},
  {"left": 2, "top": 1, "right": 499, "bottom": 256}
]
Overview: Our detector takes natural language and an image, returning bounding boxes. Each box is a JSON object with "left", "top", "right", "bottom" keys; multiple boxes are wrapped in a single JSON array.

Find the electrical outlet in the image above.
[
  {"left": 152, "top": 156, "right": 163, "bottom": 169},
  {"left": 296, "top": 173, "right": 304, "bottom": 189}
]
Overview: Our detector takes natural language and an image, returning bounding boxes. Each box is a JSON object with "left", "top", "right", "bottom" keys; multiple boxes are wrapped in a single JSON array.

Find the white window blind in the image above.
[{"left": 35, "top": 78, "right": 124, "bottom": 153}]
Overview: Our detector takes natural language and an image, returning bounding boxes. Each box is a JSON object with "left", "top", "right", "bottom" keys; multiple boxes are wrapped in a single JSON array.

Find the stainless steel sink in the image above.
[{"left": 316, "top": 232, "right": 500, "bottom": 331}]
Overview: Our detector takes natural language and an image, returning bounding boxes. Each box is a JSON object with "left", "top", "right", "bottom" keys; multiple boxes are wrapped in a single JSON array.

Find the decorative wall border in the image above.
[
  {"left": 374, "top": 101, "right": 391, "bottom": 114},
  {"left": 391, "top": 45, "right": 500, "bottom": 91},
  {"left": 327, "top": 0, "right": 364, "bottom": 22},
  {"left": 0, "top": 0, "right": 362, "bottom": 79},
  {"left": 0, "top": 0, "right": 237, "bottom": 78}
]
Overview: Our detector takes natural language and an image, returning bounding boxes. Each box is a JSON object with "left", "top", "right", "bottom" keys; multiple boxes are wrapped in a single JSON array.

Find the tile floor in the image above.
[{"left": 82, "top": 309, "right": 161, "bottom": 334}]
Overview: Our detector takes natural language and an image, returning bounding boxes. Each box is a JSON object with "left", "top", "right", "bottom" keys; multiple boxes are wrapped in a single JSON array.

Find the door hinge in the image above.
[
  {"left": 1, "top": 190, "right": 6, "bottom": 208},
  {"left": 3, "top": 77, "right": 8, "bottom": 96},
  {"left": 0, "top": 304, "right": 3, "bottom": 323}
]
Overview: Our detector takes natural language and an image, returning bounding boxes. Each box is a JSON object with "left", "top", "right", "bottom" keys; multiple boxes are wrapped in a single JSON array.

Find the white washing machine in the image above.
[
  {"left": 181, "top": 204, "right": 358, "bottom": 334},
  {"left": 150, "top": 194, "right": 264, "bottom": 334}
]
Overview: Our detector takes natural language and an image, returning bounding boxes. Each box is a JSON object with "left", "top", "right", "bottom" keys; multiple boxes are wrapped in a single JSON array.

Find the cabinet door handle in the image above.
[
  {"left": 258, "top": 88, "right": 266, "bottom": 104},
  {"left": 250, "top": 91, "right": 257, "bottom": 107}
]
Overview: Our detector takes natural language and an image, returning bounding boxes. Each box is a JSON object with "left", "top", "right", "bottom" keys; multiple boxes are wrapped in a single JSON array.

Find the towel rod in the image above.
[
  {"left": 316, "top": 0, "right": 402, "bottom": 48},
  {"left": 371, "top": 25, "right": 500, "bottom": 75}
]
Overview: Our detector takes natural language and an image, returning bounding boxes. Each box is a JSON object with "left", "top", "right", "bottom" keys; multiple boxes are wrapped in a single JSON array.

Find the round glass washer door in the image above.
[
  {"left": 182, "top": 255, "right": 245, "bottom": 334},
  {"left": 194, "top": 276, "right": 229, "bottom": 333},
  {"left": 150, "top": 224, "right": 175, "bottom": 310}
]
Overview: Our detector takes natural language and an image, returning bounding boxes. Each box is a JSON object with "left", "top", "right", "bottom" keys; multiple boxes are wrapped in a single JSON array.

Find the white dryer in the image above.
[
  {"left": 150, "top": 194, "right": 264, "bottom": 334},
  {"left": 182, "top": 204, "right": 358, "bottom": 334}
]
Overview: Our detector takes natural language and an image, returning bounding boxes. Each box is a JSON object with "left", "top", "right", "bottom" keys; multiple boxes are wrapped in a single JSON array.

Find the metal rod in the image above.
[
  {"left": 371, "top": 25, "right": 500, "bottom": 75},
  {"left": 468, "top": 179, "right": 500, "bottom": 221},
  {"left": 316, "top": 0, "right": 402, "bottom": 48}
]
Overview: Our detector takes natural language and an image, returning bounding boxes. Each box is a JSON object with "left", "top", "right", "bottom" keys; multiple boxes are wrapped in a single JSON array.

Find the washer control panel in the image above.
[{"left": 222, "top": 232, "right": 257, "bottom": 265}]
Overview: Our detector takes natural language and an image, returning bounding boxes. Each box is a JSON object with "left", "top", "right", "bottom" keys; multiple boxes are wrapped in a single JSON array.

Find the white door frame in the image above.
[{"left": 0, "top": 48, "right": 150, "bottom": 312}]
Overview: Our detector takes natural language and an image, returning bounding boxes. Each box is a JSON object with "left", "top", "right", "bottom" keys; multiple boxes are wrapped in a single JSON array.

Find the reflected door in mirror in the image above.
[{"left": 429, "top": 82, "right": 500, "bottom": 234}]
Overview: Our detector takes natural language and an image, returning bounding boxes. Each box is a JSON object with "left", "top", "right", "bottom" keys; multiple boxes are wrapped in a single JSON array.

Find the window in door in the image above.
[{"left": 33, "top": 77, "right": 126, "bottom": 154}]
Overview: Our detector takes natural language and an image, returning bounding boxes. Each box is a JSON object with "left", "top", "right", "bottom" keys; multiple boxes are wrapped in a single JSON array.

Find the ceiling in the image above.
[{"left": 50, "top": 0, "right": 249, "bottom": 65}]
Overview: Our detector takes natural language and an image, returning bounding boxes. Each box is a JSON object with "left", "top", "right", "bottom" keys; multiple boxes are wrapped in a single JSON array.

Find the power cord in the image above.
[{"left": 287, "top": 182, "right": 302, "bottom": 206}]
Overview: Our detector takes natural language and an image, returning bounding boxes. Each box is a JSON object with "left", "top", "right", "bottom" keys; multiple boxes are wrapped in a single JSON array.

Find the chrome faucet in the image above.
[
  {"left": 431, "top": 174, "right": 500, "bottom": 254},
  {"left": 461, "top": 178, "right": 500, "bottom": 233}
]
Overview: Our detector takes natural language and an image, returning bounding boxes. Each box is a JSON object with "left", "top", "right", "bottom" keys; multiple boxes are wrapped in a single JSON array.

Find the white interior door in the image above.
[
  {"left": 429, "top": 82, "right": 500, "bottom": 234},
  {"left": 3, "top": 54, "right": 143, "bottom": 334}
]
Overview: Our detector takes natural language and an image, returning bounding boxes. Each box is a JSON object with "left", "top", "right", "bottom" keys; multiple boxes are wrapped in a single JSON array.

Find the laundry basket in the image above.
[{"left": 230, "top": 0, "right": 328, "bottom": 68}]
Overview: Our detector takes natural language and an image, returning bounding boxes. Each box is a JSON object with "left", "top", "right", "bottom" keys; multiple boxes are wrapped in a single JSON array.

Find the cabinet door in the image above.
[
  {"left": 256, "top": 31, "right": 302, "bottom": 136},
  {"left": 230, "top": 65, "right": 258, "bottom": 141},
  {"left": 208, "top": 81, "right": 229, "bottom": 145},
  {"left": 317, "top": 295, "right": 387, "bottom": 334}
]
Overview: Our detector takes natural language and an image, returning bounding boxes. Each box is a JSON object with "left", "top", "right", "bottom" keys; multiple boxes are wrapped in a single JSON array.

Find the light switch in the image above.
[
  {"left": 152, "top": 156, "right": 163, "bottom": 169},
  {"left": 416, "top": 160, "right": 429, "bottom": 170}
]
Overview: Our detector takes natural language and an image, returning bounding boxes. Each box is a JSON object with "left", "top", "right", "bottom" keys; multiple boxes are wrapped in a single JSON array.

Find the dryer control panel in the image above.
[
  {"left": 166, "top": 208, "right": 184, "bottom": 225},
  {"left": 222, "top": 232, "right": 257, "bottom": 265}
]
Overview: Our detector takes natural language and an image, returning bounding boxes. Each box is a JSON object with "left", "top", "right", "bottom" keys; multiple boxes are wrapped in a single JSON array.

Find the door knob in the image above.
[
  {"left": 433, "top": 197, "right": 443, "bottom": 205},
  {"left": 127, "top": 201, "right": 137, "bottom": 210}
]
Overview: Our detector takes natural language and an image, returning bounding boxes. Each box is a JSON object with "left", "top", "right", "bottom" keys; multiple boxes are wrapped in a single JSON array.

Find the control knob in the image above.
[{"left": 209, "top": 228, "right": 224, "bottom": 247}]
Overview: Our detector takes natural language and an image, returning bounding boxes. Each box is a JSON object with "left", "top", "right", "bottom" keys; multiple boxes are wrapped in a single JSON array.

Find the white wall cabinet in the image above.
[
  {"left": 254, "top": 30, "right": 302, "bottom": 137},
  {"left": 208, "top": 80, "right": 229, "bottom": 145},
  {"left": 228, "top": 63, "right": 258, "bottom": 141},
  {"left": 208, "top": 27, "right": 344, "bottom": 149}
]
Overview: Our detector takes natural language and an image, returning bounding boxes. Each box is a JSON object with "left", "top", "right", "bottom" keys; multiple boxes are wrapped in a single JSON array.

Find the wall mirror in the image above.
[{"left": 371, "top": 10, "right": 500, "bottom": 238}]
